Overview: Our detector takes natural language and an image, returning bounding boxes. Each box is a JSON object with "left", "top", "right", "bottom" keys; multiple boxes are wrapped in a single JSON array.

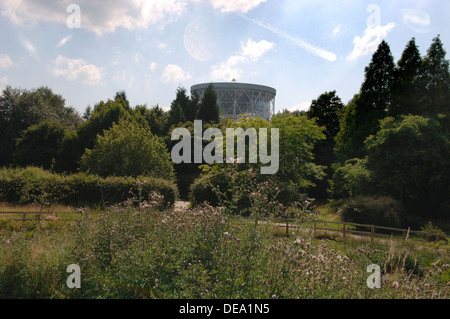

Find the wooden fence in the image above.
[
  {"left": 275, "top": 218, "right": 450, "bottom": 243},
  {"left": 0, "top": 211, "right": 81, "bottom": 223}
]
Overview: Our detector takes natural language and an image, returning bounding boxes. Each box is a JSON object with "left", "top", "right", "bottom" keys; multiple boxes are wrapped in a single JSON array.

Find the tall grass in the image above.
[{"left": 0, "top": 198, "right": 448, "bottom": 299}]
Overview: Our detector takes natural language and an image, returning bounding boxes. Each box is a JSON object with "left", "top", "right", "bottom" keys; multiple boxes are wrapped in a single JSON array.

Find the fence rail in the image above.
[
  {"left": 0, "top": 211, "right": 81, "bottom": 222},
  {"left": 275, "top": 218, "right": 450, "bottom": 243}
]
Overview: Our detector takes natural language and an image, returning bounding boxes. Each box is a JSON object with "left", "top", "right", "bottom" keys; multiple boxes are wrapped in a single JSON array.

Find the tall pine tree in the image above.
[
  {"left": 307, "top": 91, "right": 344, "bottom": 200},
  {"left": 421, "top": 35, "right": 450, "bottom": 116},
  {"left": 391, "top": 38, "right": 424, "bottom": 117},
  {"left": 335, "top": 40, "right": 396, "bottom": 161},
  {"left": 196, "top": 83, "right": 220, "bottom": 124},
  {"left": 169, "top": 87, "right": 190, "bottom": 126}
]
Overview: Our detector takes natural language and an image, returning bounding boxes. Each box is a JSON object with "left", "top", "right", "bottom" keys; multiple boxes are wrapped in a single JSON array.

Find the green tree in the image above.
[
  {"left": 334, "top": 95, "right": 359, "bottom": 162},
  {"left": 307, "top": 91, "right": 344, "bottom": 139},
  {"left": 134, "top": 105, "right": 169, "bottom": 137},
  {"left": 0, "top": 86, "right": 81, "bottom": 166},
  {"left": 196, "top": 83, "right": 220, "bottom": 124},
  {"left": 13, "top": 121, "right": 68, "bottom": 170},
  {"left": 328, "top": 158, "right": 371, "bottom": 200},
  {"left": 80, "top": 119, "right": 175, "bottom": 180},
  {"left": 186, "top": 90, "right": 200, "bottom": 123},
  {"left": 169, "top": 87, "right": 190, "bottom": 126},
  {"left": 271, "top": 113, "right": 326, "bottom": 191},
  {"left": 335, "top": 41, "right": 396, "bottom": 161},
  {"left": 390, "top": 38, "right": 424, "bottom": 117},
  {"left": 365, "top": 115, "right": 450, "bottom": 218},
  {"left": 421, "top": 35, "right": 450, "bottom": 116},
  {"left": 53, "top": 92, "right": 134, "bottom": 173},
  {"left": 307, "top": 91, "right": 344, "bottom": 199}
]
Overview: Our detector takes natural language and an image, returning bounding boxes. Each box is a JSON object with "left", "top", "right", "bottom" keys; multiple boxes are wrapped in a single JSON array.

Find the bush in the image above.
[
  {"left": 0, "top": 167, "right": 178, "bottom": 208},
  {"left": 340, "top": 196, "right": 403, "bottom": 227},
  {"left": 80, "top": 119, "right": 175, "bottom": 181},
  {"left": 419, "top": 222, "right": 446, "bottom": 242},
  {"left": 189, "top": 164, "right": 310, "bottom": 217}
]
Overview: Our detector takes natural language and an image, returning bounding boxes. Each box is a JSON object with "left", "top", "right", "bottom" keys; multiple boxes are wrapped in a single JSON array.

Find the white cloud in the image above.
[
  {"left": 288, "top": 102, "right": 311, "bottom": 112},
  {"left": 0, "top": 54, "right": 13, "bottom": 68},
  {"left": 241, "top": 15, "right": 337, "bottom": 62},
  {"left": 0, "top": 0, "right": 267, "bottom": 34},
  {"left": 211, "top": 59, "right": 244, "bottom": 81},
  {"left": 207, "top": 0, "right": 267, "bottom": 13},
  {"left": 161, "top": 64, "right": 191, "bottom": 83},
  {"left": 211, "top": 38, "right": 274, "bottom": 81},
  {"left": 241, "top": 39, "right": 274, "bottom": 61},
  {"left": 149, "top": 62, "right": 157, "bottom": 71},
  {"left": 403, "top": 9, "right": 430, "bottom": 34},
  {"left": 56, "top": 35, "right": 72, "bottom": 48},
  {"left": 347, "top": 23, "right": 395, "bottom": 61},
  {"left": 21, "top": 38, "right": 38, "bottom": 56},
  {"left": 49, "top": 55, "right": 102, "bottom": 85},
  {"left": 0, "top": 0, "right": 187, "bottom": 35},
  {"left": 0, "top": 76, "right": 8, "bottom": 84}
]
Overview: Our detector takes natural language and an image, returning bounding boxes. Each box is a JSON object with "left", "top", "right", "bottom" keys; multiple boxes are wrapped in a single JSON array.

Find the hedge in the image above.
[{"left": 0, "top": 167, "right": 178, "bottom": 208}]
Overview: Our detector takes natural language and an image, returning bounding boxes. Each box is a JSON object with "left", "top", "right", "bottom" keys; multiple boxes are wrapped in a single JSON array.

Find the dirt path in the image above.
[{"left": 174, "top": 201, "right": 190, "bottom": 212}]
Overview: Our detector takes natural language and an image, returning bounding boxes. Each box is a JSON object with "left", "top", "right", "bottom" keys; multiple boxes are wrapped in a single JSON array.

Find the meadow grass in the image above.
[{"left": 0, "top": 201, "right": 448, "bottom": 299}]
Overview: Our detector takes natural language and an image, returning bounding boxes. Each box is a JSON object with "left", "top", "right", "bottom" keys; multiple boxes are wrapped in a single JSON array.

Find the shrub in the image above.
[
  {"left": 80, "top": 119, "right": 175, "bottom": 181},
  {"left": 0, "top": 167, "right": 178, "bottom": 208},
  {"left": 189, "top": 164, "right": 311, "bottom": 218},
  {"left": 419, "top": 222, "right": 447, "bottom": 242},
  {"left": 329, "top": 158, "right": 371, "bottom": 199},
  {"left": 340, "top": 196, "right": 403, "bottom": 227}
]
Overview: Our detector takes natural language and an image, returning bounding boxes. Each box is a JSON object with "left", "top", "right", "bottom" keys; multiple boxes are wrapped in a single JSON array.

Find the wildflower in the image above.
[{"left": 392, "top": 281, "right": 400, "bottom": 289}]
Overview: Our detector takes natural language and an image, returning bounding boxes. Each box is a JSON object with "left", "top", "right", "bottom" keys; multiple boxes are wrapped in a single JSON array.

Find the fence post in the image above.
[
  {"left": 342, "top": 223, "right": 346, "bottom": 238},
  {"left": 371, "top": 225, "right": 375, "bottom": 243},
  {"left": 22, "top": 212, "right": 26, "bottom": 222},
  {"left": 286, "top": 220, "right": 289, "bottom": 236}
]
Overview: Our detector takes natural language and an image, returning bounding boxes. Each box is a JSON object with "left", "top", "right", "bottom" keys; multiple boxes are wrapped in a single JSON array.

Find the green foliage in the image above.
[
  {"left": 0, "top": 167, "right": 178, "bottom": 208},
  {"left": 340, "top": 196, "right": 403, "bottom": 228},
  {"left": 329, "top": 158, "right": 371, "bottom": 199},
  {"left": 13, "top": 120, "right": 68, "bottom": 170},
  {"left": 335, "top": 41, "right": 396, "bottom": 161},
  {"left": 421, "top": 35, "right": 450, "bottom": 116},
  {"left": 271, "top": 113, "right": 326, "bottom": 190},
  {"left": 53, "top": 93, "right": 135, "bottom": 173},
  {"left": 419, "top": 222, "right": 446, "bottom": 242},
  {"left": 0, "top": 86, "right": 81, "bottom": 166},
  {"left": 196, "top": 83, "right": 220, "bottom": 124},
  {"left": 134, "top": 105, "right": 169, "bottom": 137},
  {"left": 80, "top": 119, "right": 175, "bottom": 180},
  {"left": 307, "top": 91, "right": 344, "bottom": 140},
  {"left": 365, "top": 115, "right": 450, "bottom": 218},
  {"left": 190, "top": 163, "right": 311, "bottom": 219},
  {"left": 390, "top": 38, "right": 424, "bottom": 117},
  {"left": 307, "top": 91, "right": 344, "bottom": 199},
  {"left": 0, "top": 202, "right": 448, "bottom": 299},
  {"left": 168, "top": 87, "right": 190, "bottom": 126}
]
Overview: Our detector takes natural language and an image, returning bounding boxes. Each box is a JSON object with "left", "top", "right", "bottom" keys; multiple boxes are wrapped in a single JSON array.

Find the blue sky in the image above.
[{"left": 0, "top": 0, "right": 449, "bottom": 115}]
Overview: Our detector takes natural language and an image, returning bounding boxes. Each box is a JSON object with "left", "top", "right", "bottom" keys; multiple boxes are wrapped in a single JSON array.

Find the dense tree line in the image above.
[
  {"left": 0, "top": 35, "right": 448, "bottom": 225},
  {"left": 304, "top": 35, "right": 450, "bottom": 223}
]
